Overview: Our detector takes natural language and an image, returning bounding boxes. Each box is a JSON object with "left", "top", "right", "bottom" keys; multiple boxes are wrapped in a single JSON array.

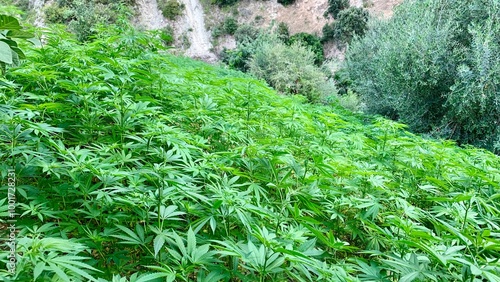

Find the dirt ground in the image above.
[{"left": 234, "top": 0, "right": 403, "bottom": 35}]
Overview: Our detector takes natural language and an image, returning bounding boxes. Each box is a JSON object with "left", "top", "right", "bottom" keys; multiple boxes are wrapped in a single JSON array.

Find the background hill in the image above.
[{"left": 7, "top": 0, "right": 401, "bottom": 61}]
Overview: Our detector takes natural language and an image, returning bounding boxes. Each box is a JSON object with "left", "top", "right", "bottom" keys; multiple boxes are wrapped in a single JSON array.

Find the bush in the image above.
[
  {"left": 212, "top": 17, "right": 238, "bottom": 38},
  {"left": 222, "top": 17, "right": 238, "bottom": 35},
  {"left": 276, "top": 22, "right": 290, "bottom": 42},
  {"left": 233, "top": 24, "right": 260, "bottom": 43},
  {"left": 220, "top": 25, "right": 265, "bottom": 72},
  {"left": 221, "top": 47, "right": 252, "bottom": 72},
  {"left": 322, "top": 7, "right": 369, "bottom": 44},
  {"left": 278, "top": 0, "right": 296, "bottom": 6},
  {"left": 248, "top": 38, "right": 330, "bottom": 103},
  {"left": 68, "top": 1, "right": 118, "bottom": 41},
  {"left": 338, "top": 89, "right": 361, "bottom": 111},
  {"left": 324, "top": 0, "right": 349, "bottom": 19},
  {"left": 11, "top": 0, "right": 29, "bottom": 11},
  {"left": 159, "top": 26, "right": 174, "bottom": 45},
  {"left": 158, "top": 0, "right": 185, "bottom": 20},
  {"left": 42, "top": 0, "right": 131, "bottom": 42},
  {"left": 44, "top": 3, "right": 75, "bottom": 24},
  {"left": 344, "top": 0, "right": 500, "bottom": 153},
  {"left": 289, "top": 32, "right": 324, "bottom": 65},
  {"left": 211, "top": 0, "right": 239, "bottom": 7}
]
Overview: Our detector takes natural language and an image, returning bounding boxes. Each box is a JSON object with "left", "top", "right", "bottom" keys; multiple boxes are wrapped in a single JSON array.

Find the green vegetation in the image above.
[
  {"left": 211, "top": 0, "right": 239, "bottom": 7},
  {"left": 222, "top": 26, "right": 331, "bottom": 102},
  {"left": 43, "top": 0, "right": 131, "bottom": 41},
  {"left": 322, "top": 7, "right": 369, "bottom": 44},
  {"left": 324, "top": 0, "right": 349, "bottom": 19},
  {"left": 158, "top": 26, "right": 175, "bottom": 45},
  {"left": 221, "top": 17, "right": 238, "bottom": 35},
  {"left": 344, "top": 0, "right": 500, "bottom": 153},
  {"left": 220, "top": 24, "right": 263, "bottom": 72},
  {"left": 0, "top": 14, "right": 33, "bottom": 75},
  {"left": 212, "top": 17, "right": 238, "bottom": 38},
  {"left": 248, "top": 36, "right": 331, "bottom": 103},
  {"left": 158, "top": 0, "right": 185, "bottom": 21},
  {"left": 277, "top": 0, "right": 296, "bottom": 6},
  {"left": 276, "top": 22, "right": 290, "bottom": 42},
  {"left": 288, "top": 32, "right": 324, "bottom": 65},
  {"left": 1, "top": 18, "right": 500, "bottom": 281}
]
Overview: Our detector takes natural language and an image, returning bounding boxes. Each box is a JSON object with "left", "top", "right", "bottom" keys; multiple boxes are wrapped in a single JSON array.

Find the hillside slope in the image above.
[{"left": 1, "top": 27, "right": 499, "bottom": 281}]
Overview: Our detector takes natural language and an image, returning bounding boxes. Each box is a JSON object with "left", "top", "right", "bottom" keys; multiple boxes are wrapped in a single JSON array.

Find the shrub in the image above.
[
  {"left": 220, "top": 25, "right": 265, "bottom": 72},
  {"left": 221, "top": 47, "right": 252, "bottom": 72},
  {"left": 222, "top": 17, "right": 238, "bottom": 35},
  {"left": 278, "top": 0, "right": 296, "bottom": 6},
  {"left": 158, "top": 0, "right": 185, "bottom": 20},
  {"left": 42, "top": 0, "right": 131, "bottom": 42},
  {"left": 68, "top": 1, "right": 116, "bottom": 41},
  {"left": 324, "top": 0, "right": 349, "bottom": 19},
  {"left": 323, "top": 7, "right": 369, "bottom": 44},
  {"left": 159, "top": 26, "right": 174, "bottom": 45},
  {"left": 211, "top": 0, "right": 239, "bottom": 7},
  {"left": 212, "top": 17, "right": 238, "bottom": 38},
  {"left": 344, "top": 0, "right": 500, "bottom": 153},
  {"left": 276, "top": 22, "right": 290, "bottom": 42},
  {"left": 248, "top": 38, "right": 329, "bottom": 102},
  {"left": 289, "top": 32, "right": 324, "bottom": 65},
  {"left": 44, "top": 3, "right": 75, "bottom": 24},
  {"left": 11, "top": 0, "right": 30, "bottom": 11},
  {"left": 233, "top": 24, "right": 260, "bottom": 43},
  {"left": 327, "top": 88, "right": 361, "bottom": 111}
]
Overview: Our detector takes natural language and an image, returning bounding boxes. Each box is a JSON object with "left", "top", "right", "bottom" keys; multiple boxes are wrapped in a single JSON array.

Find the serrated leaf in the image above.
[
  {"left": 136, "top": 272, "right": 175, "bottom": 282},
  {"left": 153, "top": 235, "right": 166, "bottom": 257},
  {"left": 187, "top": 227, "right": 196, "bottom": 255},
  {"left": 34, "top": 261, "right": 45, "bottom": 280}
]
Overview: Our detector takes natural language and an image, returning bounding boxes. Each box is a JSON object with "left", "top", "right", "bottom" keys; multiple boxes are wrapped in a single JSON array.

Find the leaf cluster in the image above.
[
  {"left": 1, "top": 23, "right": 499, "bottom": 281},
  {"left": 322, "top": 7, "right": 369, "bottom": 44},
  {"left": 0, "top": 14, "right": 33, "bottom": 75}
]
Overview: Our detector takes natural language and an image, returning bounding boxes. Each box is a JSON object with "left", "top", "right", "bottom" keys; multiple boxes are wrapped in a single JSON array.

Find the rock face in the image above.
[
  {"left": 29, "top": 0, "right": 45, "bottom": 27},
  {"left": 177, "top": 0, "right": 217, "bottom": 62},
  {"left": 135, "top": 0, "right": 168, "bottom": 30},
  {"left": 134, "top": 0, "right": 216, "bottom": 62}
]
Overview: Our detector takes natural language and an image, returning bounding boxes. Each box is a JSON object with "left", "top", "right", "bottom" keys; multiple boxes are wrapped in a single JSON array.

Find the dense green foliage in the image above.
[
  {"left": 158, "top": 0, "right": 185, "bottom": 21},
  {"left": 221, "top": 17, "right": 238, "bottom": 35},
  {"left": 344, "top": 0, "right": 500, "bottom": 153},
  {"left": 220, "top": 25, "right": 267, "bottom": 72},
  {"left": 211, "top": 0, "right": 239, "bottom": 7},
  {"left": 248, "top": 37, "right": 331, "bottom": 103},
  {"left": 43, "top": 0, "right": 131, "bottom": 41},
  {"left": 1, "top": 23, "right": 500, "bottom": 281},
  {"left": 159, "top": 26, "right": 175, "bottom": 45},
  {"left": 324, "top": 0, "right": 349, "bottom": 19},
  {"left": 221, "top": 26, "right": 331, "bottom": 102},
  {"left": 288, "top": 32, "right": 324, "bottom": 65},
  {"left": 277, "top": 0, "right": 296, "bottom": 6},
  {"left": 276, "top": 22, "right": 290, "bottom": 42},
  {"left": 212, "top": 17, "right": 239, "bottom": 38},
  {"left": 0, "top": 14, "right": 33, "bottom": 75},
  {"left": 322, "top": 7, "right": 369, "bottom": 44}
]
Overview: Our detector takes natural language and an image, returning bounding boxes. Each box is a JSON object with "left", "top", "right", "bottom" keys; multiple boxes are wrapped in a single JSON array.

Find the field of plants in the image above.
[{"left": 1, "top": 21, "right": 500, "bottom": 281}]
